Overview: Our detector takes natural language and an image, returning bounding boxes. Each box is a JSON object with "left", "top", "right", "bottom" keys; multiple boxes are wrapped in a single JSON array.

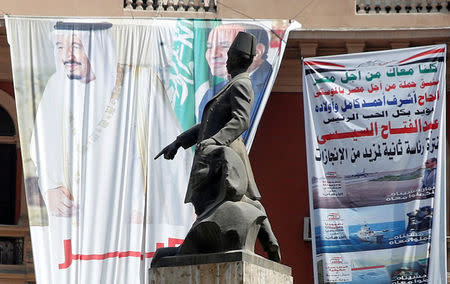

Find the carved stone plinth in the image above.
[{"left": 149, "top": 250, "right": 292, "bottom": 283}]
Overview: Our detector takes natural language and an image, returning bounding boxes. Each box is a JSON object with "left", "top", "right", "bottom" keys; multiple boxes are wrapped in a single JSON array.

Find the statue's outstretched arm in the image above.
[{"left": 154, "top": 124, "right": 201, "bottom": 160}]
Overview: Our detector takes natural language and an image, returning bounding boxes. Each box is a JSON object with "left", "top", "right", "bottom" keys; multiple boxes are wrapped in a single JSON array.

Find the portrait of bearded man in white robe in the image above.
[{"left": 29, "top": 21, "right": 193, "bottom": 283}]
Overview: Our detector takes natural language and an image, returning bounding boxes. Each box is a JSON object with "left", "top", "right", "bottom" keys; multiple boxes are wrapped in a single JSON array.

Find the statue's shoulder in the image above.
[
  {"left": 233, "top": 72, "right": 251, "bottom": 82},
  {"left": 228, "top": 72, "right": 251, "bottom": 88},
  {"left": 228, "top": 73, "right": 253, "bottom": 95}
]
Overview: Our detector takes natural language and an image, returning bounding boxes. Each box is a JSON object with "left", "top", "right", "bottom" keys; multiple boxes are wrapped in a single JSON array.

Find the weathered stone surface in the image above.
[{"left": 149, "top": 250, "right": 292, "bottom": 284}]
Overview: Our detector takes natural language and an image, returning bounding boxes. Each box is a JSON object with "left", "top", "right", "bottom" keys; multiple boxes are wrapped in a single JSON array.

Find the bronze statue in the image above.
[{"left": 154, "top": 31, "right": 280, "bottom": 265}]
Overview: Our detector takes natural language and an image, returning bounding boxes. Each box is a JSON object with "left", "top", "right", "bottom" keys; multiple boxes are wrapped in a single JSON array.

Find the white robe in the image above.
[{"left": 30, "top": 65, "right": 193, "bottom": 283}]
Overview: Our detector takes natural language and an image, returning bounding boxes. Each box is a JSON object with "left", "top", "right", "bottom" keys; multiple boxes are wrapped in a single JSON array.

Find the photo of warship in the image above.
[{"left": 356, "top": 224, "right": 389, "bottom": 243}]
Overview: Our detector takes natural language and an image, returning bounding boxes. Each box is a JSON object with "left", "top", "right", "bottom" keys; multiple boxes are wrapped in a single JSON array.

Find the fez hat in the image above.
[{"left": 229, "top": 31, "right": 257, "bottom": 58}]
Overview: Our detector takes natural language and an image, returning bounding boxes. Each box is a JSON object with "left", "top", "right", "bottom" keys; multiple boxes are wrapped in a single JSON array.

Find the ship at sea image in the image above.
[
  {"left": 314, "top": 202, "right": 433, "bottom": 254},
  {"left": 356, "top": 223, "right": 388, "bottom": 243},
  {"left": 315, "top": 246, "right": 430, "bottom": 284},
  {"left": 315, "top": 220, "right": 405, "bottom": 254}
]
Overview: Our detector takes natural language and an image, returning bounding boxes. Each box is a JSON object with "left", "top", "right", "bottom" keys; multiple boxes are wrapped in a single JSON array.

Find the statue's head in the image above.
[{"left": 226, "top": 31, "right": 257, "bottom": 76}]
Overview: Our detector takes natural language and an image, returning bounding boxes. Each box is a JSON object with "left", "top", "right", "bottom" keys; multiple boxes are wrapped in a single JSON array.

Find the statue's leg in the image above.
[
  {"left": 241, "top": 196, "right": 281, "bottom": 262},
  {"left": 258, "top": 214, "right": 281, "bottom": 263}
]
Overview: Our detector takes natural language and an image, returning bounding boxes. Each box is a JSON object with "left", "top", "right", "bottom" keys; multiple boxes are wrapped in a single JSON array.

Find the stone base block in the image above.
[{"left": 149, "top": 250, "right": 293, "bottom": 284}]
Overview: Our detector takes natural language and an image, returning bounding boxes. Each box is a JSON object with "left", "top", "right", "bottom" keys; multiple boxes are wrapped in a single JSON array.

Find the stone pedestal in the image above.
[{"left": 149, "top": 250, "right": 293, "bottom": 284}]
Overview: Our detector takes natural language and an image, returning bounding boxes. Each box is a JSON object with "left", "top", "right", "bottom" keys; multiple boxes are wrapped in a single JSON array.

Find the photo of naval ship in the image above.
[
  {"left": 356, "top": 224, "right": 389, "bottom": 244},
  {"left": 314, "top": 200, "right": 433, "bottom": 254}
]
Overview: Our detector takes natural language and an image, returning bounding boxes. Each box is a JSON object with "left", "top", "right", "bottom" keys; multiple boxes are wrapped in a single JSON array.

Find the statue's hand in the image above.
[
  {"left": 197, "top": 138, "right": 216, "bottom": 150},
  {"left": 154, "top": 140, "right": 180, "bottom": 160}
]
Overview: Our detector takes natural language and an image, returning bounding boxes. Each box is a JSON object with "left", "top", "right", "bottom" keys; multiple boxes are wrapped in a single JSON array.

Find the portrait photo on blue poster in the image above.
[
  {"left": 316, "top": 245, "right": 430, "bottom": 284},
  {"left": 311, "top": 155, "right": 437, "bottom": 209},
  {"left": 314, "top": 199, "right": 433, "bottom": 254}
]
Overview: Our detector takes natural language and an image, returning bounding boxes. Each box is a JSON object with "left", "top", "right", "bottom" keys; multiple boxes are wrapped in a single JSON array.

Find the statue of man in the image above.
[{"left": 156, "top": 31, "right": 280, "bottom": 262}]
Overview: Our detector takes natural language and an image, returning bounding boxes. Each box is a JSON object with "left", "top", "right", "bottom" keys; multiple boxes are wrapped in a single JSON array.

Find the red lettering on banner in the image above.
[
  {"left": 59, "top": 239, "right": 73, "bottom": 269},
  {"left": 168, "top": 238, "right": 184, "bottom": 247},
  {"left": 59, "top": 238, "right": 184, "bottom": 269},
  {"left": 144, "top": 242, "right": 164, "bottom": 258}
]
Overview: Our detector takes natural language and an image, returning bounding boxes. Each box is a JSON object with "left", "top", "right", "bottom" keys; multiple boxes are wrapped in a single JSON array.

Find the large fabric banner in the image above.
[
  {"left": 5, "top": 16, "right": 296, "bottom": 283},
  {"left": 303, "top": 45, "right": 447, "bottom": 283}
]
